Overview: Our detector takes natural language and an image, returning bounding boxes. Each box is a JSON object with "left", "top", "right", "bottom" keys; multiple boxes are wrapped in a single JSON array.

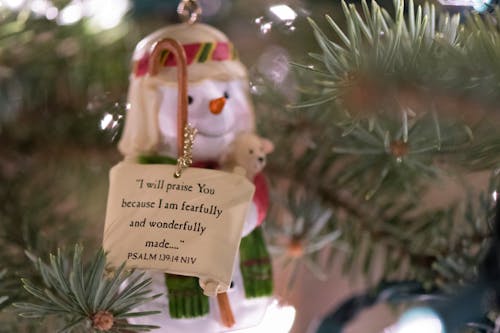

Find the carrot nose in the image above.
[{"left": 209, "top": 97, "right": 226, "bottom": 115}]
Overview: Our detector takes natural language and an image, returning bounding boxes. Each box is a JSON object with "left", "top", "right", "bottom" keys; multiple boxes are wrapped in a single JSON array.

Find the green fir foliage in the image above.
[
  {"left": 265, "top": 188, "right": 344, "bottom": 288},
  {"left": 257, "top": 0, "right": 500, "bottom": 292},
  {"left": 0, "top": 269, "right": 13, "bottom": 311},
  {"left": 164, "top": 275, "right": 209, "bottom": 319},
  {"left": 15, "top": 245, "right": 161, "bottom": 332},
  {"left": 296, "top": 0, "right": 500, "bottom": 196}
]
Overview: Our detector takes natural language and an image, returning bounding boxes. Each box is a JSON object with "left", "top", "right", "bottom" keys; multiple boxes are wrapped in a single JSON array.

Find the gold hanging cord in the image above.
[{"left": 148, "top": 38, "right": 197, "bottom": 178}]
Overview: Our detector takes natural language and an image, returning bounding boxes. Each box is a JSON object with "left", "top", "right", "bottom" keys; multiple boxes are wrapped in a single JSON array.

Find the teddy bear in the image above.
[{"left": 220, "top": 132, "right": 274, "bottom": 181}]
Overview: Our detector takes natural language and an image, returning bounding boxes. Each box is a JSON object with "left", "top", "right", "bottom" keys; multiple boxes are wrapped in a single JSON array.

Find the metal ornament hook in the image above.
[{"left": 177, "top": 0, "right": 202, "bottom": 24}]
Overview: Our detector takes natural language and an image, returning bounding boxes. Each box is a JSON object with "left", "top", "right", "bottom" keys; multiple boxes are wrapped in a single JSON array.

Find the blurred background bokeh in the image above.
[{"left": 1, "top": 1, "right": 498, "bottom": 332}]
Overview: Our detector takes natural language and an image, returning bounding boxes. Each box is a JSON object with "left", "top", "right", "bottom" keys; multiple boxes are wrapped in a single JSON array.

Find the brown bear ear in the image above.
[{"left": 261, "top": 138, "right": 275, "bottom": 154}]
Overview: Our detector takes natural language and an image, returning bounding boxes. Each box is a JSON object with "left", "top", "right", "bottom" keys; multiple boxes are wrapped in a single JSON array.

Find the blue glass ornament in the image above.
[{"left": 473, "top": 0, "right": 498, "bottom": 12}]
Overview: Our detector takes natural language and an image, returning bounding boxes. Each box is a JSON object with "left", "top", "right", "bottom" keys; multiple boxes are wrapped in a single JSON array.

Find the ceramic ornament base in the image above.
[{"left": 127, "top": 256, "right": 296, "bottom": 332}]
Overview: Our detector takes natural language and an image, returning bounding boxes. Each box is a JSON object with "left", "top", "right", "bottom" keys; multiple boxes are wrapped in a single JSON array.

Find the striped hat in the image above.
[{"left": 132, "top": 23, "right": 247, "bottom": 83}]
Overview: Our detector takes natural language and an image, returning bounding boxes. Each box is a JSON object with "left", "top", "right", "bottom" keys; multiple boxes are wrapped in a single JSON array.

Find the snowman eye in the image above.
[
  {"left": 188, "top": 95, "right": 194, "bottom": 105},
  {"left": 224, "top": 91, "right": 230, "bottom": 99}
]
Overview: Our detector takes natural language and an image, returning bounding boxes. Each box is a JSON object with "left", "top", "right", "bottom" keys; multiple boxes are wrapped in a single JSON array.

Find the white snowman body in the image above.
[
  {"left": 130, "top": 261, "right": 268, "bottom": 332},
  {"left": 118, "top": 23, "right": 294, "bottom": 332}
]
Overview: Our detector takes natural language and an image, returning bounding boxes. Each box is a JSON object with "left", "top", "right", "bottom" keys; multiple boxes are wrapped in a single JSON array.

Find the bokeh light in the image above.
[
  {"left": 45, "top": 6, "right": 58, "bottom": 20},
  {"left": 30, "top": 0, "right": 51, "bottom": 16},
  {"left": 257, "top": 46, "right": 290, "bottom": 84},
  {"left": 254, "top": 3, "right": 304, "bottom": 35},
  {"left": 1, "top": 0, "right": 130, "bottom": 30},
  {"left": 269, "top": 4, "right": 297, "bottom": 21},
  {"left": 395, "top": 307, "right": 444, "bottom": 333},
  {"left": 199, "top": 0, "right": 222, "bottom": 17},
  {"left": 87, "top": 0, "right": 130, "bottom": 30},
  {"left": 2, "top": 0, "right": 25, "bottom": 10},
  {"left": 57, "top": 2, "right": 83, "bottom": 25}
]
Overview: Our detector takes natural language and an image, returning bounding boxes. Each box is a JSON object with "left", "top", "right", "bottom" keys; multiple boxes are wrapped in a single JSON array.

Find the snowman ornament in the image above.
[{"left": 117, "top": 7, "right": 295, "bottom": 333}]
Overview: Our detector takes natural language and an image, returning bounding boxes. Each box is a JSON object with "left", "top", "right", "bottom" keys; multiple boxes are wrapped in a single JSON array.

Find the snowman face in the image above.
[{"left": 158, "top": 79, "right": 253, "bottom": 161}]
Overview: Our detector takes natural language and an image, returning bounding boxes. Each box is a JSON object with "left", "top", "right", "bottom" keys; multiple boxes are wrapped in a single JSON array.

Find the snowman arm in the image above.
[
  {"left": 165, "top": 274, "right": 209, "bottom": 318},
  {"left": 238, "top": 174, "right": 273, "bottom": 297},
  {"left": 239, "top": 227, "right": 274, "bottom": 298}
]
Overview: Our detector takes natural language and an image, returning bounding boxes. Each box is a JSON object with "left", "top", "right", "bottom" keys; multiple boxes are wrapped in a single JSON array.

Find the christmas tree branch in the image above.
[
  {"left": 266, "top": 157, "right": 497, "bottom": 287},
  {"left": 0, "top": 269, "right": 13, "bottom": 311},
  {"left": 251, "top": 8, "right": 500, "bottom": 194},
  {"left": 288, "top": 0, "right": 500, "bottom": 197},
  {"left": 265, "top": 188, "right": 345, "bottom": 288},
  {"left": 15, "top": 245, "right": 161, "bottom": 333}
]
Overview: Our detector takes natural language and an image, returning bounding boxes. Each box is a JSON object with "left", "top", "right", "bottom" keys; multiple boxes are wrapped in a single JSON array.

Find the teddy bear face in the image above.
[
  {"left": 239, "top": 136, "right": 268, "bottom": 176},
  {"left": 221, "top": 133, "right": 274, "bottom": 180}
]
